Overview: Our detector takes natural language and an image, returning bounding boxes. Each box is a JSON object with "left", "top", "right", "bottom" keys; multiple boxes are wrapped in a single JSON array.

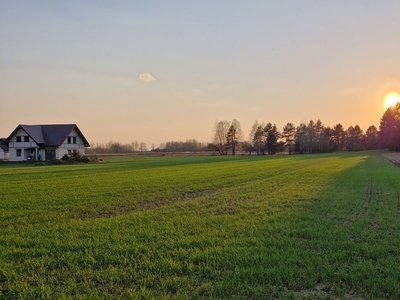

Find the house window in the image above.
[
  {"left": 16, "top": 149, "right": 22, "bottom": 156},
  {"left": 72, "top": 137, "right": 77, "bottom": 144},
  {"left": 67, "top": 137, "right": 71, "bottom": 144},
  {"left": 16, "top": 136, "right": 21, "bottom": 142},
  {"left": 68, "top": 150, "right": 72, "bottom": 155},
  {"left": 24, "top": 136, "right": 29, "bottom": 142}
]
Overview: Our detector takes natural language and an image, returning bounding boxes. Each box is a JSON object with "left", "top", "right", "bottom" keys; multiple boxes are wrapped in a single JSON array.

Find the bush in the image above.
[
  {"left": 59, "top": 150, "right": 90, "bottom": 163},
  {"left": 79, "top": 155, "right": 89, "bottom": 163}
]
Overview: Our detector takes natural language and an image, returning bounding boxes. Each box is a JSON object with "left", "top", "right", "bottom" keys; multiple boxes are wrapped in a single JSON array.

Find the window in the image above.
[
  {"left": 16, "top": 136, "right": 21, "bottom": 142},
  {"left": 24, "top": 136, "right": 29, "bottom": 142},
  {"left": 68, "top": 150, "right": 72, "bottom": 155},
  {"left": 16, "top": 149, "right": 21, "bottom": 156},
  {"left": 67, "top": 137, "right": 77, "bottom": 144}
]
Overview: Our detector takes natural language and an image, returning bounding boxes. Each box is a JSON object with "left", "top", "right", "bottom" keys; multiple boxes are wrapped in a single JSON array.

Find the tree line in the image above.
[
  {"left": 87, "top": 104, "right": 399, "bottom": 155},
  {"left": 87, "top": 140, "right": 208, "bottom": 154},
  {"left": 87, "top": 141, "right": 148, "bottom": 154},
  {"left": 209, "top": 104, "right": 399, "bottom": 155}
]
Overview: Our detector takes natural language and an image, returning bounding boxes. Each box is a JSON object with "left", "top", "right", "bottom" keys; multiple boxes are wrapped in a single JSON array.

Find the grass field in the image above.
[{"left": 1, "top": 152, "right": 399, "bottom": 299}]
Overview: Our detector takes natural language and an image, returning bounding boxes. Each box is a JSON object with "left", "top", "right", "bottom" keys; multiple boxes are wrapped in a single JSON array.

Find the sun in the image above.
[{"left": 384, "top": 92, "right": 400, "bottom": 110}]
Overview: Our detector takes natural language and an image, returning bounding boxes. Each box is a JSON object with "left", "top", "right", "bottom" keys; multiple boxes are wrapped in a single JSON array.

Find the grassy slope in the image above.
[{"left": 0, "top": 152, "right": 399, "bottom": 299}]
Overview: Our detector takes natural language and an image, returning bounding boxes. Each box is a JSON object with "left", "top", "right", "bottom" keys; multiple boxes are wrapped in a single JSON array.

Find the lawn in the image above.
[{"left": 1, "top": 152, "right": 399, "bottom": 299}]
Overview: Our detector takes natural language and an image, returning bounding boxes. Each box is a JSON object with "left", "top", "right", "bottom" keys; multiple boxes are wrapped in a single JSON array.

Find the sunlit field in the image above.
[{"left": 1, "top": 152, "right": 399, "bottom": 299}]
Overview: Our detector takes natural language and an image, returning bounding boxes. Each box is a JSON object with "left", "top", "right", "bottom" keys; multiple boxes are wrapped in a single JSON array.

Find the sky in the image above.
[{"left": 1, "top": 1, "right": 400, "bottom": 147}]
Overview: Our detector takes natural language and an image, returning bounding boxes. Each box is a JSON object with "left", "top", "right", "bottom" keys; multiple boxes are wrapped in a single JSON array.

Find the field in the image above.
[{"left": 1, "top": 152, "right": 400, "bottom": 299}]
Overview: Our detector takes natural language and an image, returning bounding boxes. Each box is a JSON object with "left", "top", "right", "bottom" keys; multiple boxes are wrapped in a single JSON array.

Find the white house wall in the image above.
[
  {"left": 8, "top": 128, "right": 39, "bottom": 161},
  {"left": 57, "top": 128, "right": 86, "bottom": 158},
  {"left": 9, "top": 148, "right": 23, "bottom": 161},
  {"left": 0, "top": 149, "right": 5, "bottom": 160}
]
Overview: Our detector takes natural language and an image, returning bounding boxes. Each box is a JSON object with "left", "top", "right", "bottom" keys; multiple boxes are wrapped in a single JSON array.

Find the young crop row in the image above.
[{"left": 0, "top": 152, "right": 399, "bottom": 299}]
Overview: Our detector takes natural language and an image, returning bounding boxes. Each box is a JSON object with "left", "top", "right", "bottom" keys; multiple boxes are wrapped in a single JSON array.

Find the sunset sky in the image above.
[{"left": 1, "top": 1, "right": 400, "bottom": 146}]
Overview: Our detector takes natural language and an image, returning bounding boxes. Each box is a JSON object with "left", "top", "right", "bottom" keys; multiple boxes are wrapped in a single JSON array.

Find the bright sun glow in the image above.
[{"left": 384, "top": 92, "right": 400, "bottom": 109}]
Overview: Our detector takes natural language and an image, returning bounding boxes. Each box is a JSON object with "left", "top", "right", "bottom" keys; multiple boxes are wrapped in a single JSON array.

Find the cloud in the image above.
[{"left": 139, "top": 73, "right": 156, "bottom": 82}]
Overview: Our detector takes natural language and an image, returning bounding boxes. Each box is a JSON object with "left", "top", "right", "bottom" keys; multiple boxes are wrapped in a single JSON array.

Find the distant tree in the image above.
[
  {"left": 131, "top": 141, "right": 139, "bottom": 152},
  {"left": 249, "top": 121, "right": 263, "bottom": 155},
  {"left": 240, "top": 141, "right": 254, "bottom": 155},
  {"left": 314, "top": 119, "right": 324, "bottom": 153},
  {"left": 294, "top": 123, "right": 308, "bottom": 154},
  {"left": 159, "top": 143, "right": 166, "bottom": 150},
  {"left": 226, "top": 119, "right": 243, "bottom": 155},
  {"left": 332, "top": 123, "right": 345, "bottom": 151},
  {"left": 365, "top": 125, "right": 379, "bottom": 150},
  {"left": 379, "top": 103, "right": 400, "bottom": 151},
  {"left": 346, "top": 125, "right": 364, "bottom": 151},
  {"left": 321, "top": 126, "right": 335, "bottom": 153},
  {"left": 282, "top": 122, "right": 296, "bottom": 154},
  {"left": 264, "top": 123, "right": 281, "bottom": 155},
  {"left": 210, "top": 120, "right": 230, "bottom": 155},
  {"left": 248, "top": 121, "right": 258, "bottom": 140},
  {"left": 110, "top": 142, "right": 122, "bottom": 153},
  {"left": 139, "top": 142, "right": 147, "bottom": 152},
  {"left": 253, "top": 125, "right": 265, "bottom": 155}
]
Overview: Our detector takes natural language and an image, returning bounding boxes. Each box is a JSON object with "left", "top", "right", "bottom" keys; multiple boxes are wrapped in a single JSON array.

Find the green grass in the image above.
[{"left": 1, "top": 152, "right": 399, "bottom": 299}]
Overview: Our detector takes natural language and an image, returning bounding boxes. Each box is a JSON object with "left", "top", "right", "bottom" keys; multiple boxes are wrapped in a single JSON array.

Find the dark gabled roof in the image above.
[
  {"left": 5, "top": 124, "right": 90, "bottom": 147},
  {"left": 0, "top": 138, "right": 8, "bottom": 151}
]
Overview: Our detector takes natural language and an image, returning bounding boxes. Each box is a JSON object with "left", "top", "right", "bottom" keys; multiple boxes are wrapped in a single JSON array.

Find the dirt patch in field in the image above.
[{"left": 382, "top": 152, "right": 400, "bottom": 166}]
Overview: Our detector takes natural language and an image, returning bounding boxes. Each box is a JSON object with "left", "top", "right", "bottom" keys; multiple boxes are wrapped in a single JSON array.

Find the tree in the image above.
[
  {"left": 314, "top": 119, "right": 324, "bottom": 153},
  {"left": 365, "top": 125, "right": 379, "bottom": 150},
  {"left": 210, "top": 120, "right": 230, "bottom": 155},
  {"left": 282, "top": 122, "right": 296, "bottom": 154},
  {"left": 264, "top": 123, "right": 281, "bottom": 155},
  {"left": 226, "top": 119, "right": 243, "bottom": 155},
  {"left": 294, "top": 123, "right": 308, "bottom": 154},
  {"left": 110, "top": 142, "right": 122, "bottom": 153},
  {"left": 332, "top": 123, "right": 345, "bottom": 151},
  {"left": 321, "top": 126, "right": 334, "bottom": 153},
  {"left": 379, "top": 103, "right": 400, "bottom": 151},
  {"left": 240, "top": 141, "right": 254, "bottom": 155},
  {"left": 346, "top": 125, "right": 364, "bottom": 151},
  {"left": 253, "top": 125, "right": 265, "bottom": 155},
  {"left": 131, "top": 141, "right": 139, "bottom": 152},
  {"left": 139, "top": 142, "right": 147, "bottom": 152}
]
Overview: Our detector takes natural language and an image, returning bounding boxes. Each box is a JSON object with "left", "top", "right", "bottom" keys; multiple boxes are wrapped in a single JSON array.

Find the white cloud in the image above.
[{"left": 139, "top": 73, "right": 156, "bottom": 82}]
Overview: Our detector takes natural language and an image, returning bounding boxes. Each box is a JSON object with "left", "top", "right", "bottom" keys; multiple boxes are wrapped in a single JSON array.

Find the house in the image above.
[
  {"left": 5, "top": 124, "right": 90, "bottom": 161},
  {"left": 0, "top": 138, "right": 9, "bottom": 160}
]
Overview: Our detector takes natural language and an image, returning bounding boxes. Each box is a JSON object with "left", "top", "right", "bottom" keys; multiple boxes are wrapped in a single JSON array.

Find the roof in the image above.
[
  {"left": 5, "top": 124, "right": 90, "bottom": 147},
  {"left": 0, "top": 138, "right": 8, "bottom": 152}
]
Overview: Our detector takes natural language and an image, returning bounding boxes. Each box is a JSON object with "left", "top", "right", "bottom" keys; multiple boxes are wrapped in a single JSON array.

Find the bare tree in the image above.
[
  {"left": 209, "top": 120, "right": 230, "bottom": 155},
  {"left": 131, "top": 141, "right": 139, "bottom": 151},
  {"left": 139, "top": 142, "right": 147, "bottom": 152},
  {"left": 110, "top": 142, "right": 122, "bottom": 153}
]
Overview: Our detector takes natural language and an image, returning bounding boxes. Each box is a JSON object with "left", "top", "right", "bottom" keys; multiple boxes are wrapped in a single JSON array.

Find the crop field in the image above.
[{"left": 1, "top": 151, "right": 400, "bottom": 299}]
